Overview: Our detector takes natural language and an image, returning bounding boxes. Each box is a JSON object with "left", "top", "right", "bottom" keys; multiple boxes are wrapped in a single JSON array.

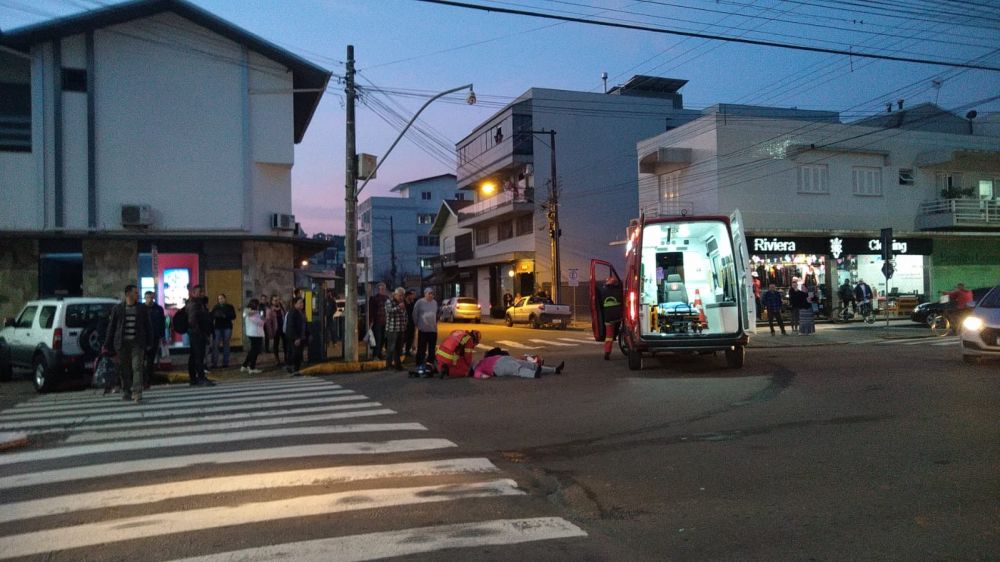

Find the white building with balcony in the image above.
[
  {"left": 636, "top": 102, "right": 1000, "bottom": 306},
  {"left": 454, "top": 76, "right": 701, "bottom": 316},
  {"left": 0, "top": 0, "right": 329, "bottom": 332},
  {"left": 358, "top": 174, "right": 461, "bottom": 289}
]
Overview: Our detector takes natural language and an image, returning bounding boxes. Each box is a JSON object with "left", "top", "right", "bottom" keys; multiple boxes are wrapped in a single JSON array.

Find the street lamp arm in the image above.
[{"left": 357, "top": 83, "right": 474, "bottom": 196}]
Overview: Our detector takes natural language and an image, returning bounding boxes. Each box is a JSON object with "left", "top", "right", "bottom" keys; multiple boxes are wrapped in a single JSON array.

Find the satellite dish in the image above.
[{"left": 966, "top": 110, "right": 978, "bottom": 120}]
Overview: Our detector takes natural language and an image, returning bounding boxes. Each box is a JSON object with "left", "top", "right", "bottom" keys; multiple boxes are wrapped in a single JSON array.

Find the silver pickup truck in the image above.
[{"left": 504, "top": 296, "right": 571, "bottom": 329}]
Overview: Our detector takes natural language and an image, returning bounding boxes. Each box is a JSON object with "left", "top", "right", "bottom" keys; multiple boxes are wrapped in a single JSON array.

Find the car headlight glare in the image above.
[{"left": 962, "top": 316, "right": 985, "bottom": 332}]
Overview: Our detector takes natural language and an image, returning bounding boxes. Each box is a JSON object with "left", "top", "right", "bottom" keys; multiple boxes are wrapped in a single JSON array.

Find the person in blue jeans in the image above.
[
  {"left": 762, "top": 283, "right": 787, "bottom": 336},
  {"left": 210, "top": 293, "right": 237, "bottom": 368}
]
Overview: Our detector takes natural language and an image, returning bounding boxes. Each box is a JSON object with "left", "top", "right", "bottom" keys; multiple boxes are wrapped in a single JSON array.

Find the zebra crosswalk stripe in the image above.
[
  {"left": 557, "top": 337, "right": 602, "bottom": 344},
  {"left": 0, "top": 458, "right": 501, "bottom": 524},
  {"left": 171, "top": 517, "right": 588, "bottom": 562},
  {"left": 0, "top": 423, "right": 425, "bottom": 466},
  {"left": 0, "top": 479, "right": 525, "bottom": 559},
  {"left": 0, "top": 394, "right": 370, "bottom": 431},
  {"left": 0, "top": 439, "right": 458, "bottom": 490},
  {"left": 494, "top": 340, "right": 541, "bottom": 350},
  {"left": 11, "top": 380, "right": 339, "bottom": 411},
  {"left": 0, "top": 388, "right": 357, "bottom": 421},
  {"left": 64, "top": 404, "right": 391, "bottom": 443},
  {"left": 528, "top": 339, "right": 576, "bottom": 347}
]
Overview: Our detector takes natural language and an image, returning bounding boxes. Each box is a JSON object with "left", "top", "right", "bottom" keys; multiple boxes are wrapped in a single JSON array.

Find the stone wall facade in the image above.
[
  {"left": 0, "top": 239, "right": 39, "bottom": 320},
  {"left": 82, "top": 239, "right": 138, "bottom": 298},
  {"left": 242, "top": 240, "right": 294, "bottom": 301}
]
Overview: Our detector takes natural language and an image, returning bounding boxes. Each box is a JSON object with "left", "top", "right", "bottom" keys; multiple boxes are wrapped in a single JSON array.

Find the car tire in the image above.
[
  {"left": 79, "top": 322, "right": 103, "bottom": 358},
  {"left": 557, "top": 321, "right": 567, "bottom": 330},
  {"left": 0, "top": 345, "right": 12, "bottom": 382},
  {"left": 962, "top": 355, "right": 980, "bottom": 365},
  {"left": 32, "top": 354, "right": 53, "bottom": 393},
  {"left": 530, "top": 315, "right": 541, "bottom": 329},
  {"left": 925, "top": 313, "right": 939, "bottom": 328},
  {"left": 505, "top": 315, "right": 513, "bottom": 327},
  {"left": 627, "top": 348, "right": 642, "bottom": 371},
  {"left": 725, "top": 345, "right": 745, "bottom": 369}
]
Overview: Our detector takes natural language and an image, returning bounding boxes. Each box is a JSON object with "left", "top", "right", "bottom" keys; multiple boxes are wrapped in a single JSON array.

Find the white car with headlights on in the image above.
[{"left": 960, "top": 284, "right": 1000, "bottom": 364}]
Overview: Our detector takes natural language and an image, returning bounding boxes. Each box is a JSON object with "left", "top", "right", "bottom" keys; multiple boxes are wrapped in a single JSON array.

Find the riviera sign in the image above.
[{"left": 753, "top": 238, "right": 797, "bottom": 252}]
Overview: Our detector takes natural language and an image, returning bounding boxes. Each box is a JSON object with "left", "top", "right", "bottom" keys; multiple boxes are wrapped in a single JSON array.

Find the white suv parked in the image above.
[{"left": 0, "top": 297, "right": 118, "bottom": 392}]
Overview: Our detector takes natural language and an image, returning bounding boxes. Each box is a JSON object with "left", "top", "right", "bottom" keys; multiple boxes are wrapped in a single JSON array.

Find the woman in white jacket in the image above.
[{"left": 241, "top": 298, "right": 266, "bottom": 373}]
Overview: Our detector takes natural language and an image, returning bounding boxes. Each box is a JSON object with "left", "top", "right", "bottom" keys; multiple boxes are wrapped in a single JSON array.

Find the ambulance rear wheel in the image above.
[
  {"left": 725, "top": 345, "right": 745, "bottom": 369},
  {"left": 627, "top": 348, "right": 641, "bottom": 371}
]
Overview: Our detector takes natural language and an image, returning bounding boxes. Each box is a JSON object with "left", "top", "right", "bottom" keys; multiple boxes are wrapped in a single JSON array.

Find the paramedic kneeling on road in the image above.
[{"left": 435, "top": 329, "right": 481, "bottom": 377}]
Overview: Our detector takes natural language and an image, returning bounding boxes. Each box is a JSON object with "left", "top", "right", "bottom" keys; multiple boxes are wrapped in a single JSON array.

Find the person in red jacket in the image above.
[{"left": 434, "top": 329, "right": 481, "bottom": 377}]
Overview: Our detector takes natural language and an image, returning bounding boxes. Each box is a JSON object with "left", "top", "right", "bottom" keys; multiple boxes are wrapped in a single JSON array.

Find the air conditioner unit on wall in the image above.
[
  {"left": 121, "top": 204, "right": 153, "bottom": 227},
  {"left": 271, "top": 213, "right": 296, "bottom": 231}
]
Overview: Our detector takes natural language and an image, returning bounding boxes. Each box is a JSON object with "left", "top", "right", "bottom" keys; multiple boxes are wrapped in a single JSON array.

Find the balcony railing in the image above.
[
  {"left": 641, "top": 200, "right": 694, "bottom": 218},
  {"left": 916, "top": 198, "right": 999, "bottom": 230},
  {"left": 426, "top": 253, "right": 456, "bottom": 270},
  {"left": 458, "top": 189, "right": 534, "bottom": 221}
]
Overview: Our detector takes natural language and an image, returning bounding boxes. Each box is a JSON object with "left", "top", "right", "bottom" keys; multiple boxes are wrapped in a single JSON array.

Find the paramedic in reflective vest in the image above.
[
  {"left": 435, "top": 329, "right": 481, "bottom": 377},
  {"left": 602, "top": 275, "right": 623, "bottom": 360}
]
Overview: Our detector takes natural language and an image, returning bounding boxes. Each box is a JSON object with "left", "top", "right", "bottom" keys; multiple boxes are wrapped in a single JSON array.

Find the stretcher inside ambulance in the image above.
[{"left": 591, "top": 211, "right": 755, "bottom": 370}]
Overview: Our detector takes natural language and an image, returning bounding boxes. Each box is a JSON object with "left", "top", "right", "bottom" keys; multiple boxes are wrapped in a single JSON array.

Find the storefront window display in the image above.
[{"left": 751, "top": 254, "right": 827, "bottom": 296}]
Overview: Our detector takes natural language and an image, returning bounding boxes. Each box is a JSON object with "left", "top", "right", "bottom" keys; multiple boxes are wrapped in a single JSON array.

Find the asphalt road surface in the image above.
[{"left": 0, "top": 320, "right": 996, "bottom": 560}]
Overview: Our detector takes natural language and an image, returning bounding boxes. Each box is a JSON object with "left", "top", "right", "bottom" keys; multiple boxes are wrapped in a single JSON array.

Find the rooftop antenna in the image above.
[{"left": 601, "top": 71, "right": 608, "bottom": 94}]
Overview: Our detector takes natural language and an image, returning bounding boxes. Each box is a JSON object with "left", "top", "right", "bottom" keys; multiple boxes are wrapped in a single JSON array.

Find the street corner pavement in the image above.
[{"left": 748, "top": 319, "right": 933, "bottom": 348}]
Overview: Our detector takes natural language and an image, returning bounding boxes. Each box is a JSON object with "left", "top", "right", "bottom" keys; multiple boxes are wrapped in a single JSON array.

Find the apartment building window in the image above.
[
  {"left": 658, "top": 171, "right": 680, "bottom": 200},
  {"left": 0, "top": 53, "right": 31, "bottom": 152},
  {"left": 476, "top": 227, "right": 490, "bottom": 245},
  {"left": 935, "top": 171, "right": 963, "bottom": 190},
  {"left": 516, "top": 214, "right": 533, "bottom": 236},
  {"left": 498, "top": 220, "right": 514, "bottom": 241},
  {"left": 797, "top": 164, "right": 829, "bottom": 194},
  {"left": 898, "top": 168, "right": 914, "bottom": 186},
  {"left": 852, "top": 167, "right": 882, "bottom": 197},
  {"left": 417, "top": 235, "right": 439, "bottom": 247},
  {"left": 417, "top": 213, "right": 434, "bottom": 225},
  {"left": 421, "top": 191, "right": 432, "bottom": 200},
  {"left": 454, "top": 192, "right": 466, "bottom": 200}
]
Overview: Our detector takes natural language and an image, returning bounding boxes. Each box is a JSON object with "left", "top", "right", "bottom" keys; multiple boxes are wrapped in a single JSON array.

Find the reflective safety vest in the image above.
[{"left": 435, "top": 330, "right": 474, "bottom": 364}]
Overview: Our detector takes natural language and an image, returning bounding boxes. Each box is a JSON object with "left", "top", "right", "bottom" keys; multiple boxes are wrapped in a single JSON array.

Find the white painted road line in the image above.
[
  {"left": 932, "top": 340, "right": 960, "bottom": 346},
  {"left": 0, "top": 395, "right": 370, "bottom": 431},
  {"left": 0, "top": 458, "right": 501, "bottom": 523},
  {"left": 0, "top": 423, "right": 425, "bottom": 467},
  {"left": 0, "top": 479, "right": 525, "bottom": 559},
  {"left": 528, "top": 339, "right": 576, "bottom": 347},
  {"left": 9, "top": 380, "right": 339, "bottom": 411},
  {"left": 557, "top": 337, "right": 602, "bottom": 344},
  {"left": 0, "top": 389, "right": 357, "bottom": 421},
  {"left": 23, "top": 402, "right": 383, "bottom": 437},
  {"left": 476, "top": 343, "right": 494, "bottom": 351},
  {"left": 494, "top": 340, "right": 541, "bottom": 350},
  {"left": 0, "top": 439, "right": 458, "bottom": 490},
  {"left": 64, "top": 404, "right": 391, "bottom": 443},
  {"left": 171, "top": 517, "right": 587, "bottom": 562}
]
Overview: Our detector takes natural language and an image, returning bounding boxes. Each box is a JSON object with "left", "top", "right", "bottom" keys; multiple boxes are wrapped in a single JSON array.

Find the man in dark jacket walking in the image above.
[
  {"left": 368, "top": 283, "right": 389, "bottom": 360},
  {"left": 210, "top": 293, "right": 237, "bottom": 368},
  {"left": 142, "top": 291, "right": 165, "bottom": 389},
  {"left": 285, "top": 296, "right": 308, "bottom": 374},
  {"left": 762, "top": 283, "right": 787, "bottom": 336},
  {"left": 105, "top": 285, "right": 151, "bottom": 402},
  {"left": 185, "top": 285, "right": 215, "bottom": 386}
]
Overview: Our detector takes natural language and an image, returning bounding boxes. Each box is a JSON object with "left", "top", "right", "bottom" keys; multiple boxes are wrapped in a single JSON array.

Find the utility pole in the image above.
[
  {"left": 389, "top": 215, "right": 397, "bottom": 287},
  {"left": 532, "top": 129, "right": 561, "bottom": 302},
  {"left": 343, "top": 45, "right": 359, "bottom": 362}
]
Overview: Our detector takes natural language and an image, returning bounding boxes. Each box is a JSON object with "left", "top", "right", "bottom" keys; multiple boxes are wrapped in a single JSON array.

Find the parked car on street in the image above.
[
  {"left": 439, "top": 297, "right": 482, "bottom": 323},
  {"left": 505, "top": 295, "right": 571, "bottom": 329},
  {"left": 959, "top": 284, "right": 1000, "bottom": 364},
  {"left": 0, "top": 297, "right": 118, "bottom": 391},
  {"left": 910, "top": 287, "right": 993, "bottom": 327}
]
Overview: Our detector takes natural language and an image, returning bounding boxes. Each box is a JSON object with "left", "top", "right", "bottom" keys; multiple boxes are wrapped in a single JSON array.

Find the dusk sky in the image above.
[{"left": 4, "top": 0, "right": 998, "bottom": 235}]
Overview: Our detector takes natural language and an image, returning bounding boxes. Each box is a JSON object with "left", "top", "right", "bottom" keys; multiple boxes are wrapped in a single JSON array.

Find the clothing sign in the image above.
[{"left": 751, "top": 235, "right": 932, "bottom": 256}]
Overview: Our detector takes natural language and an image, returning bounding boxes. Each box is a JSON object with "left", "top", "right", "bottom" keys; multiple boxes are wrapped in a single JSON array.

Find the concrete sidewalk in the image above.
[{"left": 748, "top": 317, "right": 930, "bottom": 348}]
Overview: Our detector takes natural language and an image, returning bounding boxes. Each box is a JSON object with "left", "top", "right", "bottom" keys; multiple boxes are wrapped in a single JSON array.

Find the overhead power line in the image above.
[{"left": 416, "top": 0, "right": 1000, "bottom": 71}]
